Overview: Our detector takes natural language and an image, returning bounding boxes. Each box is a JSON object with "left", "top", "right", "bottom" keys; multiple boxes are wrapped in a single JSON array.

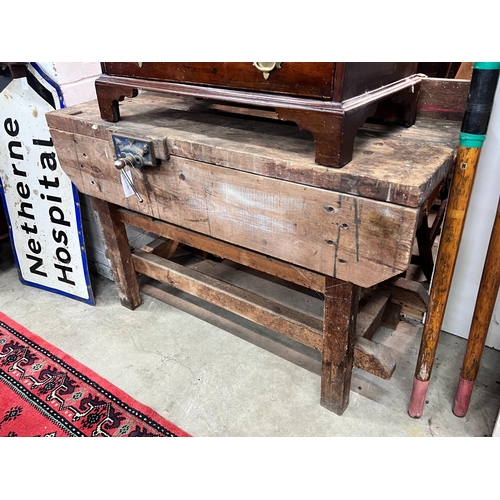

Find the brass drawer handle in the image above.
[{"left": 253, "top": 62, "right": 281, "bottom": 80}]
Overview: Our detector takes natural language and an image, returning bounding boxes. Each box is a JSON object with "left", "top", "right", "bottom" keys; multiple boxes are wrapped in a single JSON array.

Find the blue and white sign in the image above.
[{"left": 0, "top": 63, "right": 94, "bottom": 304}]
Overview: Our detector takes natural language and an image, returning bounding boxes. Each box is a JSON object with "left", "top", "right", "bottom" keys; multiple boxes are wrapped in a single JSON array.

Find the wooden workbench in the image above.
[{"left": 47, "top": 87, "right": 460, "bottom": 415}]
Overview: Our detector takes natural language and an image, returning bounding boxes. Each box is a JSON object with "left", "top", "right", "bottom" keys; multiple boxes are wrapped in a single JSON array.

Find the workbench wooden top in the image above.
[
  {"left": 47, "top": 92, "right": 457, "bottom": 288},
  {"left": 47, "top": 92, "right": 457, "bottom": 209}
]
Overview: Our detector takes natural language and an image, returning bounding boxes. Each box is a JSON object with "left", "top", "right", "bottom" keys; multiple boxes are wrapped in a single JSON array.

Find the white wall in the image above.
[
  {"left": 38, "top": 62, "right": 101, "bottom": 106},
  {"left": 441, "top": 81, "right": 500, "bottom": 350}
]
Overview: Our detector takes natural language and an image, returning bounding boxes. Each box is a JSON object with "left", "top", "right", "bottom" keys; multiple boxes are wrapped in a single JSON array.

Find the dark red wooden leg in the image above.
[
  {"left": 373, "top": 82, "right": 421, "bottom": 127},
  {"left": 95, "top": 79, "right": 139, "bottom": 122},
  {"left": 276, "top": 104, "right": 377, "bottom": 168}
]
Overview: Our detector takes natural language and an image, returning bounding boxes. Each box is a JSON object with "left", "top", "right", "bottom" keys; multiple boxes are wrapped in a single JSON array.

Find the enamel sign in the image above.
[{"left": 0, "top": 63, "right": 94, "bottom": 304}]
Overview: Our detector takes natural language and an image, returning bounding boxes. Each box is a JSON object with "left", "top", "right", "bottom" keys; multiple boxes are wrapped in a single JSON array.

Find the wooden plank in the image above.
[
  {"left": 47, "top": 92, "right": 454, "bottom": 208},
  {"left": 120, "top": 208, "right": 326, "bottom": 292},
  {"left": 140, "top": 236, "right": 179, "bottom": 258},
  {"left": 357, "top": 290, "right": 391, "bottom": 340},
  {"left": 140, "top": 280, "right": 394, "bottom": 386},
  {"left": 352, "top": 336, "right": 396, "bottom": 380},
  {"left": 140, "top": 281, "right": 323, "bottom": 374},
  {"left": 179, "top": 253, "right": 396, "bottom": 379},
  {"left": 135, "top": 251, "right": 396, "bottom": 381},
  {"left": 131, "top": 249, "right": 325, "bottom": 350},
  {"left": 141, "top": 280, "right": 394, "bottom": 404},
  {"left": 381, "top": 301, "right": 402, "bottom": 331},
  {"left": 90, "top": 199, "right": 142, "bottom": 310},
  {"left": 383, "top": 277, "right": 428, "bottom": 308},
  {"left": 380, "top": 277, "right": 429, "bottom": 321},
  {"left": 50, "top": 130, "right": 419, "bottom": 288}
]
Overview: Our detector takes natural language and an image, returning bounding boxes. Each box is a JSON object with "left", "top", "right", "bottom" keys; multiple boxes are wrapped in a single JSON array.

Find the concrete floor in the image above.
[{"left": 1, "top": 245, "right": 500, "bottom": 437}]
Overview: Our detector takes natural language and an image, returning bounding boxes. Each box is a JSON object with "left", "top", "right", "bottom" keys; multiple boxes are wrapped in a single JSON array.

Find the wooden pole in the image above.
[
  {"left": 408, "top": 63, "right": 500, "bottom": 418},
  {"left": 453, "top": 196, "right": 500, "bottom": 417}
]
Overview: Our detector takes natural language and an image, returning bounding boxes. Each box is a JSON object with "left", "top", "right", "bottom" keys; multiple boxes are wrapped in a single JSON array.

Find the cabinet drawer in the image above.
[{"left": 101, "top": 62, "right": 336, "bottom": 99}]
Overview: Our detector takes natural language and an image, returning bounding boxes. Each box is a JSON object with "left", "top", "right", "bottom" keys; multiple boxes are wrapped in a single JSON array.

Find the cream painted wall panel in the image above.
[{"left": 38, "top": 62, "right": 101, "bottom": 106}]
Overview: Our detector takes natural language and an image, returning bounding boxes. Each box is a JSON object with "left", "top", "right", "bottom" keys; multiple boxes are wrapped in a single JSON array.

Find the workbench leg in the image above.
[
  {"left": 320, "top": 277, "right": 360, "bottom": 415},
  {"left": 91, "top": 198, "right": 143, "bottom": 310}
]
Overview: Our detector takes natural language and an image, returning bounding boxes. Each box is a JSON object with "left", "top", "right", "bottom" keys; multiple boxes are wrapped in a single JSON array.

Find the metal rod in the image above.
[
  {"left": 114, "top": 158, "right": 143, "bottom": 203},
  {"left": 121, "top": 169, "right": 143, "bottom": 203}
]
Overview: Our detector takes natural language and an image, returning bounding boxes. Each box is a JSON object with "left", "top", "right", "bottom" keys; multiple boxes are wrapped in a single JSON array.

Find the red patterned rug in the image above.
[{"left": 0, "top": 312, "right": 190, "bottom": 437}]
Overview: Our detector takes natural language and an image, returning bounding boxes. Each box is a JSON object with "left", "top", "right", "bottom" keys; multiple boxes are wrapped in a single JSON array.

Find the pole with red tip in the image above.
[
  {"left": 408, "top": 62, "right": 500, "bottom": 419},
  {"left": 453, "top": 196, "right": 500, "bottom": 417}
]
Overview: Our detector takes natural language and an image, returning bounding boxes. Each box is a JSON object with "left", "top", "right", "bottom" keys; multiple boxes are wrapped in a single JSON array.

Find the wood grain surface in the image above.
[
  {"left": 46, "top": 92, "right": 455, "bottom": 208},
  {"left": 50, "top": 128, "right": 418, "bottom": 288}
]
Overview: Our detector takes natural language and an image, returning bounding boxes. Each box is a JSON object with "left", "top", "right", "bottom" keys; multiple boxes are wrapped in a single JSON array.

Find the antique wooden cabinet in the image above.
[{"left": 95, "top": 62, "right": 422, "bottom": 167}]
